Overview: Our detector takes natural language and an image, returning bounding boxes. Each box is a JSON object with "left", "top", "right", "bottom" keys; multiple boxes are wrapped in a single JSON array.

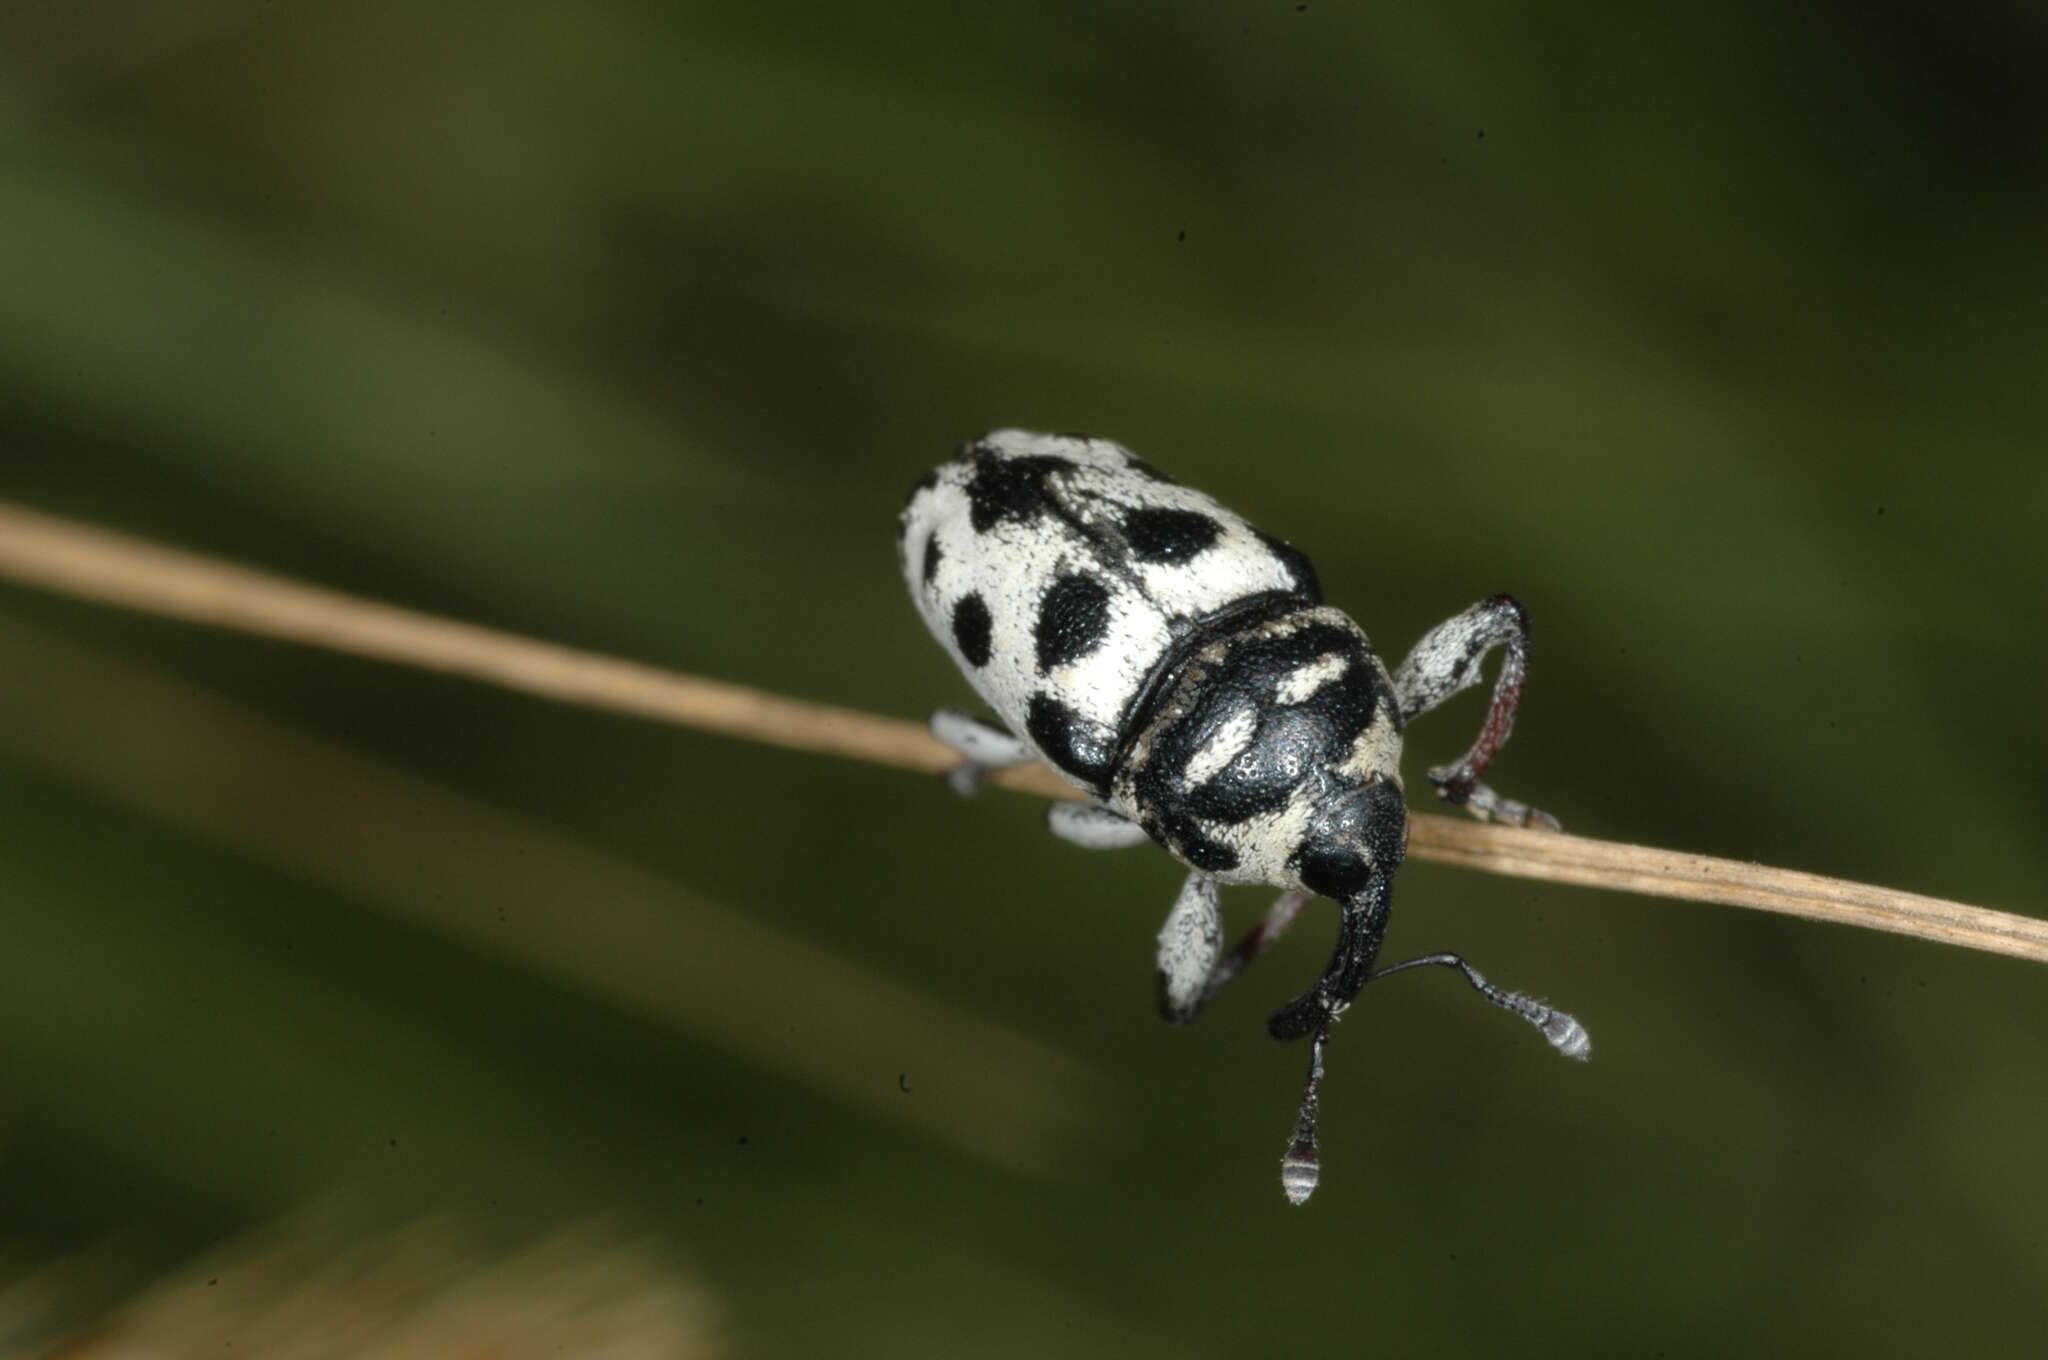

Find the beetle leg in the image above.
[
  {"left": 929, "top": 708, "right": 1033, "bottom": 795},
  {"left": 1188, "top": 888, "right": 1312, "bottom": 1015},
  {"left": 1159, "top": 886, "right": 1317, "bottom": 1026},
  {"left": 1390, "top": 593, "right": 1559, "bottom": 829},
  {"left": 1045, "top": 801, "right": 1151, "bottom": 849},
  {"left": 1370, "top": 951, "right": 1590, "bottom": 1059},
  {"left": 1155, "top": 870, "right": 1222, "bottom": 1023}
]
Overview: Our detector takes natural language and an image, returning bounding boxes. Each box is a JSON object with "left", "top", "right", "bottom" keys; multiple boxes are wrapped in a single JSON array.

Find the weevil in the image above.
[{"left": 899, "top": 430, "right": 1586, "bottom": 1203}]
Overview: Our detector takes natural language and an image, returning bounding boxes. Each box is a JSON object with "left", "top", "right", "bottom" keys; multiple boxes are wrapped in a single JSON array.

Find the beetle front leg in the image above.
[
  {"left": 1146, "top": 885, "right": 1319, "bottom": 1027},
  {"left": 1390, "top": 593, "right": 1559, "bottom": 829},
  {"left": 1155, "top": 870, "right": 1223, "bottom": 1024},
  {"left": 1194, "top": 888, "right": 1311, "bottom": 1013}
]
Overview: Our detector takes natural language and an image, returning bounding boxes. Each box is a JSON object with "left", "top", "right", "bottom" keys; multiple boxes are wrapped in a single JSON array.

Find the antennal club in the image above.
[
  {"left": 1371, "top": 952, "right": 1590, "bottom": 1060},
  {"left": 1279, "top": 1023, "right": 1330, "bottom": 1206}
]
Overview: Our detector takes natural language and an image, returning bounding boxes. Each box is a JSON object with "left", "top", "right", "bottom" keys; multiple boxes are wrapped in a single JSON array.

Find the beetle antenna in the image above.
[
  {"left": 1279, "top": 1023, "right": 1329, "bottom": 1206},
  {"left": 1370, "top": 952, "right": 1590, "bottom": 1060},
  {"left": 1268, "top": 876, "right": 1393, "bottom": 1204}
]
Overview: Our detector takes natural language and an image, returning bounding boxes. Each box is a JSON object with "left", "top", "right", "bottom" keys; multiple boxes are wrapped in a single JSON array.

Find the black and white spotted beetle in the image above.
[{"left": 899, "top": 431, "right": 1588, "bottom": 1204}]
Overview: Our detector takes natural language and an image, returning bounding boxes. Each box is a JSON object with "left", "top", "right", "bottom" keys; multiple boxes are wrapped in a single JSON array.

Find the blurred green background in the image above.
[{"left": 2, "top": 2, "right": 2045, "bottom": 1354}]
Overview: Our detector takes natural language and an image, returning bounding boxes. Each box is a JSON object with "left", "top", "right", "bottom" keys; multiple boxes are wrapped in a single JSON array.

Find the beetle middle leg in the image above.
[
  {"left": 1045, "top": 801, "right": 1151, "bottom": 849},
  {"left": 929, "top": 708, "right": 1033, "bottom": 795},
  {"left": 1390, "top": 593, "right": 1559, "bottom": 829}
]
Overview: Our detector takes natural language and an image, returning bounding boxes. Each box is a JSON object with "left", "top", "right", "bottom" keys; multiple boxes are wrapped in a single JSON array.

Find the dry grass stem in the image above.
[{"left": 2, "top": 498, "right": 2041, "bottom": 966}]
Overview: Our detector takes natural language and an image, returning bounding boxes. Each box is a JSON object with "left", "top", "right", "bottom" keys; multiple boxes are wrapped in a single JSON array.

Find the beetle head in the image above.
[
  {"left": 1264, "top": 777, "right": 1408, "bottom": 1041},
  {"left": 1292, "top": 775, "right": 1408, "bottom": 904}
]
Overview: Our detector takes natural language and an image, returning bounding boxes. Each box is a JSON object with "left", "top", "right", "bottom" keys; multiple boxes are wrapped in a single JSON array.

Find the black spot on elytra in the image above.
[
  {"left": 966, "top": 452, "right": 1074, "bottom": 532},
  {"left": 951, "top": 593, "right": 992, "bottom": 667},
  {"left": 1035, "top": 573, "right": 1112, "bottom": 672},
  {"left": 1255, "top": 530, "right": 1323, "bottom": 602},
  {"left": 1025, "top": 693, "right": 1113, "bottom": 794},
  {"left": 1124, "top": 455, "right": 1177, "bottom": 484},
  {"left": 1124, "top": 507, "right": 1221, "bottom": 563},
  {"left": 921, "top": 535, "right": 943, "bottom": 585}
]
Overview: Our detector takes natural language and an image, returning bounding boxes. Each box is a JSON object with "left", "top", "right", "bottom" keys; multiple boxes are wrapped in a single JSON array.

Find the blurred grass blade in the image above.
[
  {"left": 0, "top": 612, "right": 1107, "bottom": 1181},
  {"left": 3, "top": 1214, "right": 723, "bottom": 1358}
]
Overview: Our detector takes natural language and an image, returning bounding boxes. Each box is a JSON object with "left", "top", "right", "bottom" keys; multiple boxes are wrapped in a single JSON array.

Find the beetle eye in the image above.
[
  {"left": 1294, "top": 777, "right": 1408, "bottom": 899},
  {"left": 1296, "top": 841, "right": 1370, "bottom": 899}
]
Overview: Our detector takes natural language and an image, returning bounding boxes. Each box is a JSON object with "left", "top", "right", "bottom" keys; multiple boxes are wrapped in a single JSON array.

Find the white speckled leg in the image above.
[
  {"left": 1391, "top": 594, "right": 1559, "bottom": 829},
  {"left": 930, "top": 708, "right": 1033, "bottom": 795},
  {"left": 1045, "top": 801, "right": 1152, "bottom": 849},
  {"left": 1155, "top": 871, "right": 1222, "bottom": 1024},
  {"left": 1454, "top": 780, "right": 1559, "bottom": 831},
  {"left": 1196, "top": 888, "right": 1311, "bottom": 1014},
  {"left": 1151, "top": 887, "right": 1317, "bottom": 1029}
]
